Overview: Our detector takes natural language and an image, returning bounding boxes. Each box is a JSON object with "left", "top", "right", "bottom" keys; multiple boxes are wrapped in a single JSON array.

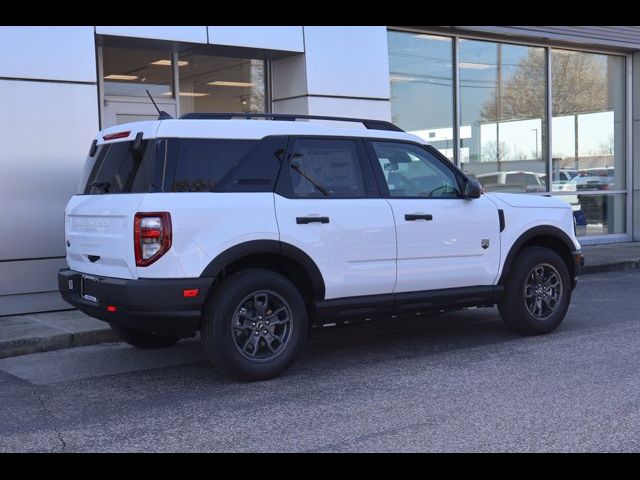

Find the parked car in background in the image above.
[
  {"left": 476, "top": 171, "right": 546, "bottom": 193},
  {"left": 538, "top": 169, "right": 579, "bottom": 190}
]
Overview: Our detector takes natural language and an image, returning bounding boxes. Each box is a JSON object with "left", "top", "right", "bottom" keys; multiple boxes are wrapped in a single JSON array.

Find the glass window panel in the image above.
[
  {"left": 171, "top": 139, "right": 257, "bottom": 192},
  {"left": 387, "top": 31, "right": 454, "bottom": 160},
  {"left": 371, "top": 142, "right": 461, "bottom": 198},
  {"left": 178, "top": 50, "right": 265, "bottom": 114},
  {"left": 288, "top": 139, "right": 366, "bottom": 198},
  {"left": 551, "top": 50, "right": 625, "bottom": 191},
  {"left": 555, "top": 193, "right": 625, "bottom": 237},
  {"left": 459, "top": 40, "right": 547, "bottom": 192},
  {"left": 103, "top": 45, "right": 173, "bottom": 98}
]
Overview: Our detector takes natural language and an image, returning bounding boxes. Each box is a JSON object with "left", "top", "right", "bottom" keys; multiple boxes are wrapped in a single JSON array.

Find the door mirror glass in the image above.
[{"left": 464, "top": 179, "right": 483, "bottom": 198}]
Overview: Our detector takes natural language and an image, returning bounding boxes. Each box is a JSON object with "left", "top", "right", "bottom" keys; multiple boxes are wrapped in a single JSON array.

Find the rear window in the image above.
[
  {"left": 83, "top": 140, "right": 160, "bottom": 194},
  {"left": 170, "top": 139, "right": 258, "bottom": 192}
]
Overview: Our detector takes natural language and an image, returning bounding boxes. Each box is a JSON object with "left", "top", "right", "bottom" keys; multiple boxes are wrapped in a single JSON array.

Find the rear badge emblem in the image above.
[{"left": 481, "top": 239, "right": 490, "bottom": 249}]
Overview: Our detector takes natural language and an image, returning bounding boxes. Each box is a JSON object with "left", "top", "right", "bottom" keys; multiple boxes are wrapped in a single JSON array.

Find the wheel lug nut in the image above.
[
  {"left": 265, "top": 320, "right": 270, "bottom": 325},
  {"left": 251, "top": 322, "right": 255, "bottom": 327},
  {"left": 263, "top": 330, "right": 268, "bottom": 335},
  {"left": 254, "top": 331, "right": 259, "bottom": 336}
]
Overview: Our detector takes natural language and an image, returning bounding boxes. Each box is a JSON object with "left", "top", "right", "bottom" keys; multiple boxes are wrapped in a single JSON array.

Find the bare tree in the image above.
[
  {"left": 480, "top": 50, "right": 608, "bottom": 122},
  {"left": 595, "top": 133, "right": 614, "bottom": 155},
  {"left": 481, "top": 140, "right": 510, "bottom": 162}
]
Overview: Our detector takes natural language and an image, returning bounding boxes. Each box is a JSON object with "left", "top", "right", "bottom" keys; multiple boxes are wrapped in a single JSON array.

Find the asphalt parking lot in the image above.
[{"left": 1, "top": 269, "right": 639, "bottom": 452}]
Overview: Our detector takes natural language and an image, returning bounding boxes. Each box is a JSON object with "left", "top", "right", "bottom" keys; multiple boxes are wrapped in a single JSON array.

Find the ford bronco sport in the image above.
[{"left": 59, "top": 112, "right": 584, "bottom": 381}]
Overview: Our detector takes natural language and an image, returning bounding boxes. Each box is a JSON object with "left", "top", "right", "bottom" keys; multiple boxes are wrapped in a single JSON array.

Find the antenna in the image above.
[{"left": 145, "top": 90, "right": 173, "bottom": 120}]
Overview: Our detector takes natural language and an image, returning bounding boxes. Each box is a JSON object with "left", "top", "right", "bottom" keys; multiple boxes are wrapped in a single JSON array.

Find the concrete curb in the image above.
[
  {"left": 0, "top": 259, "right": 638, "bottom": 360},
  {"left": 0, "top": 328, "right": 119, "bottom": 360},
  {"left": 581, "top": 260, "right": 640, "bottom": 275}
]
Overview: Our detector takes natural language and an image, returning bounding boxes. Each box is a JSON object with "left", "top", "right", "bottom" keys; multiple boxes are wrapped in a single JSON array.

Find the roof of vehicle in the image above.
[{"left": 97, "top": 116, "right": 426, "bottom": 145}]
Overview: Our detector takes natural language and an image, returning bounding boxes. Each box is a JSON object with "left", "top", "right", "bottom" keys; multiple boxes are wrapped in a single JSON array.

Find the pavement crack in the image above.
[{"left": 29, "top": 385, "right": 67, "bottom": 452}]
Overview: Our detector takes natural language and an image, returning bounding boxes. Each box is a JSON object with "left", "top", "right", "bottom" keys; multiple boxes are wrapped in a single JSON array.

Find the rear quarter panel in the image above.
[{"left": 135, "top": 192, "right": 279, "bottom": 278}]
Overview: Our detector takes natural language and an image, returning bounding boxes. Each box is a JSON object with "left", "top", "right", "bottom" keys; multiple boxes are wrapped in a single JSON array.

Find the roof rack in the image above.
[{"left": 178, "top": 112, "right": 404, "bottom": 132}]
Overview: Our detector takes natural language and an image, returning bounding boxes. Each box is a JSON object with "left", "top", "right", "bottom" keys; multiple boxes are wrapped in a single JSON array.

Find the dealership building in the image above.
[{"left": 1, "top": 25, "right": 639, "bottom": 315}]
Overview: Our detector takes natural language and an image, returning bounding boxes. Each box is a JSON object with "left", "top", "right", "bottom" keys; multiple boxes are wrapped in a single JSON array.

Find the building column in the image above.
[{"left": 633, "top": 52, "right": 640, "bottom": 241}]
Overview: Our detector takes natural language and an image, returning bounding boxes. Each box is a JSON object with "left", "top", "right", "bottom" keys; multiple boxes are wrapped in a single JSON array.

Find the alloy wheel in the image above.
[{"left": 230, "top": 290, "right": 293, "bottom": 362}]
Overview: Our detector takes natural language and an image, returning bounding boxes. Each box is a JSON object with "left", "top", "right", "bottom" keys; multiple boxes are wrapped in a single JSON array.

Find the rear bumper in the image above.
[{"left": 58, "top": 268, "right": 214, "bottom": 338}]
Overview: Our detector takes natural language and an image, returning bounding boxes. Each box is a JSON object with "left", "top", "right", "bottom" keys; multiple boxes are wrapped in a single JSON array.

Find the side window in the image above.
[
  {"left": 171, "top": 139, "right": 257, "bottom": 192},
  {"left": 287, "top": 138, "right": 366, "bottom": 198},
  {"left": 370, "top": 142, "right": 461, "bottom": 198}
]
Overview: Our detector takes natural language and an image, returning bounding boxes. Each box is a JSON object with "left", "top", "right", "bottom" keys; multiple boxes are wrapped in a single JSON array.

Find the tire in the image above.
[
  {"left": 110, "top": 323, "right": 180, "bottom": 349},
  {"left": 201, "top": 269, "right": 308, "bottom": 381},
  {"left": 498, "top": 246, "right": 572, "bottom": 335}
]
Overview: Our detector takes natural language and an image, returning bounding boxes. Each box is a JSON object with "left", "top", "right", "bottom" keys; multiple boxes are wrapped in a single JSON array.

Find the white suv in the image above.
[{"left": 58, "top": 113, "right": 584, "bottom": 381}]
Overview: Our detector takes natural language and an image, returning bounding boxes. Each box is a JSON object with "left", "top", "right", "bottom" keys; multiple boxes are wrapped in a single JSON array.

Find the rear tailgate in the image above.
[
  {"left": 65, "top": 194, "right": 145, "bottom": 279},
  {"left": 65, "top": 121, "right": 162, "bottom": 280}
]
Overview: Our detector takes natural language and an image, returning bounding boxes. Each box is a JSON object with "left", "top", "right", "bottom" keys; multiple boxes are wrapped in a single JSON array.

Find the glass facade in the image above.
[
  {"left": 459, "top": 40, "right": 547, "bottom": 192},
  {"left": 388, "top": 30, "right": 629, "bottom": 239},
  {"left": 388, "top": 32, "right": 454, "bottom": 160},
  {"left": 103, "top": 45, "right": 174, "bottom": 98},
  {"left": 101, "top": 43, "right": 267, "bottom": 115},
  {"left": 177, "top": 49, "right": 266, "bottom": 114}
]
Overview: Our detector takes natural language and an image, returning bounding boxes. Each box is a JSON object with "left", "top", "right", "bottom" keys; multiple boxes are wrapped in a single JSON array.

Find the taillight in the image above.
[{"left": 134, "top": 212, "right": 172, "bottom": 267}]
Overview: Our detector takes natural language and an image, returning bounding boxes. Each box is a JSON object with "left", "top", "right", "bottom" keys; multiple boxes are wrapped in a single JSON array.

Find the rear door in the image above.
[
  {"left": 274, "top": 137, "right": 396, "bottom": 300},
  {"left": 366, "top": 140, "right": 500, "bottom": 293},
  {"left": 66, "top": 132, "right": 163, "bottom": 279}
]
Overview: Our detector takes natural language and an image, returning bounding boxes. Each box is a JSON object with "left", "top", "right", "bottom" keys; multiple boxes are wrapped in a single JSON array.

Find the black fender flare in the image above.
[
  {"left": 199, "top": 240, "right": 326, "bottom": 300},
  {"left": 498, "top": 225, "right": 578, "bottom": 284}
]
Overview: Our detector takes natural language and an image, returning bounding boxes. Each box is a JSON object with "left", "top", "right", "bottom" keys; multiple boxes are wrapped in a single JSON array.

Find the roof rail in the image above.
[{"left": 178, "top": 112, "right": 404, "bottom": 132}]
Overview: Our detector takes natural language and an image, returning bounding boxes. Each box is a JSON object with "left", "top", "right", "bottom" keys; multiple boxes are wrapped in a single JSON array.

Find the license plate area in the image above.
[{"left": 80, "top": 275, "right": 100, "bottom": 303}]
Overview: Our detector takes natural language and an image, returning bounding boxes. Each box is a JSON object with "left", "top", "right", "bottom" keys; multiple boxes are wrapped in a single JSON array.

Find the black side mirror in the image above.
[{"left": 463, "top": 178, "right": 482, "bottom": 199}]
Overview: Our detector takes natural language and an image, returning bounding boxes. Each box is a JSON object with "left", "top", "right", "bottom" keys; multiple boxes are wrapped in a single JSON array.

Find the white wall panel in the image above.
[
  {"left": 0, "top": 291, "right": 69, "bottom": 316},
  {"left": 0, "top": 27, "right": 96, "bottom": 82},
  {"left": 208, "top": 26, "right": 304, "bottom": 52},
  {"left": 272, "top": 96, "right": 309, "bottom": 115},
  {"left": 0, "top": 258, "right": 67, "bottom": 296},
  {"left": 272, "top": 53, "right": 308, "bottom": 100},
  {"left": 306, "top": 97, "right": 391, "bottom": 122},
  {"left": 96, "top": 26, "right": 207, "bottom": 44},
  {"left": 0, "top": 80, "right": 99, "bottom": 261},
  {"left": 303, "top": 26, "right": 391, "bottom": 99}
]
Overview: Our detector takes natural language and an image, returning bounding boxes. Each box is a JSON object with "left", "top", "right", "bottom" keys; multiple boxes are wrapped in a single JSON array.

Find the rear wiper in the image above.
[
  {"left": 290, "top": 162, "right": 330, "bottom": 196},
  {"left": 90, "top": 181, "right": 111, "bottom": 193}
]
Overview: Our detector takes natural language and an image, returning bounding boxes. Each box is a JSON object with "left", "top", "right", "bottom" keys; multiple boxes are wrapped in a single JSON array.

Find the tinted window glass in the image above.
[
  {"left": 171, "top": 139, "right": 257, "bottom": 192},
  {"left": 371, "top": 142, "right": 461, "bottom": 198},
  {"left": 288, "top": 139, "right": 366, "bottom": 198},
  {"left": 84, "top": 140, "right": 156, "bottom": 194}
]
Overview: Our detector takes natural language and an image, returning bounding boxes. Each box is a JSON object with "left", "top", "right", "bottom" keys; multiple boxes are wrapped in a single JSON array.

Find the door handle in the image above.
[
  {"left": 296, "top": 216, "right": 330, "bottom": 224},
  {"left": 405, "top": 213, "right": 433, "bottom": 221}
]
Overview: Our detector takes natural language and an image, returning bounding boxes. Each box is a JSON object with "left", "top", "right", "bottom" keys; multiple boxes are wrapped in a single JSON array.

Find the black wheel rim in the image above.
[
  {"left": 523, "top": 263, "right": 563, "bottom": 320},
  {"left": 231, "top": 290, "right": 293, "bottom": 362}
]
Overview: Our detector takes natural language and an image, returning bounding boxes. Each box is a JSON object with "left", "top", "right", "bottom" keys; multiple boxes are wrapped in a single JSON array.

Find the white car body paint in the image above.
[
  {"left": 274, "top": 194, "right": 397, "bottom": 299},
  {"left": 485, "top": 192, "right": 581, "bottom": 284},
  {"left": 65, "top": 118, "right": 581, "bottom": 302}
]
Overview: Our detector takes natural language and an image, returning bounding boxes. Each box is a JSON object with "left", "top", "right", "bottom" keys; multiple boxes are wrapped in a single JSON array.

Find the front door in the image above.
[
  {"left": 102, "top": 99, "right": 177, "bottom": 127},
  {"left": 367, "top": 140, "right": 501, "bottom": 293},
  {"left": 274, "top": 137, "right": 397, "bottom": 300}
]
